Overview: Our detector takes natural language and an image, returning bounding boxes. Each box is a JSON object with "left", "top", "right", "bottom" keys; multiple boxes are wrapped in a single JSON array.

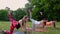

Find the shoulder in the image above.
[{"left": 19, "top": 19, "right": 22, "bottom": 23}]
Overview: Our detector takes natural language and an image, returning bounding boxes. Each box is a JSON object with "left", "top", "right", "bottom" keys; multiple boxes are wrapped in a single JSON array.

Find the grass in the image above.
[{"left": 0, "top": 21, "right": 60, "bottom": 34}]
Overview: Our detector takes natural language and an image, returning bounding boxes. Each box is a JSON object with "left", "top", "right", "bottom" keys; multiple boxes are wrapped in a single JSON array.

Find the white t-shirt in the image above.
[{"left": 30, "top": 18, "right": 41, "bottom": 24}]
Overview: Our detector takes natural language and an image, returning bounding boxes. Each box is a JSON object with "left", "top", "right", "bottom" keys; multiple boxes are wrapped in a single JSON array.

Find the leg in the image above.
[
  {"left": 43, "top": 22, "right": 46, "bottom": 28},
  {"left": 9, "top": 24, "right": 14, "bottom": 34},
  {"left": 42, "top": 22, "right": 48, "bottom": 32},
  {"left": 53, "top": 22, "right": 56, "bottom": 28}
]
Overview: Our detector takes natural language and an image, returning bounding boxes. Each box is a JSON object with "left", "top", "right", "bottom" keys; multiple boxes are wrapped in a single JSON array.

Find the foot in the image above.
[{"left": 1, "top": 30, "right": 7, "bottom": 34}]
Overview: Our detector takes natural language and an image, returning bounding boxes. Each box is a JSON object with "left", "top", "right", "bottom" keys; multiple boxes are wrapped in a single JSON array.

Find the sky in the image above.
[{"left": 0, "top": 0, "right": 28, "bottom": 10}]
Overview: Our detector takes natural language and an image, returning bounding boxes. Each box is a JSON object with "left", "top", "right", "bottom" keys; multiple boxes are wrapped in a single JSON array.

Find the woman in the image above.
[
  {"left": 18, "top": 16, "right": 29, "bottom": 34},
  {"left": 3, "top": 10, "right": 29, "bottom": 34},
  {"left": 47, "top": 18, "right": 56, "bottom": 28}
]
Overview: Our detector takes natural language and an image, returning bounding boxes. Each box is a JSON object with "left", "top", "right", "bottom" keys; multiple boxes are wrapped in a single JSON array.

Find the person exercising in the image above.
[{"left": 2, "top": 7, "right": 29, "bottom": 34}]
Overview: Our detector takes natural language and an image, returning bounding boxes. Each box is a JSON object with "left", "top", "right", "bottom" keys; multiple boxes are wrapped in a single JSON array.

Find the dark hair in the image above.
[
  {"left": 43, "top": 18, "right": 47, "bottom": 20},
  {"left": 16, "top": 23, "right": 21, "bottom": 30},
  {"left": 51, "top": 18, "right": 56, "bottom": 21}
]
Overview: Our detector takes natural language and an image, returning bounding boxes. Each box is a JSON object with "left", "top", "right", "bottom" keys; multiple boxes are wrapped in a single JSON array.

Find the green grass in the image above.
[{"left": 0, "top": 21, "right": 60, "bottom": 34}]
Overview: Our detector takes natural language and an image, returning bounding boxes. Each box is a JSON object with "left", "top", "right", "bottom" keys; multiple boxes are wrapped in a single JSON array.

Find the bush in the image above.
[
  {"left": 0, "top": 8, "right": 26, "bottom": 21},
  {"left": 12, "top": 8, "right": 26, "bottom": 21},
  {"left": 0, "top": 9, "right": 8, "bottom": 21}
]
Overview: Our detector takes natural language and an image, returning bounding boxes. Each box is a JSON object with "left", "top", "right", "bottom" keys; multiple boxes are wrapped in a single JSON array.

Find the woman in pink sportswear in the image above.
[{"left": 3, "top": 7, "right": 29, "bottom": 34}]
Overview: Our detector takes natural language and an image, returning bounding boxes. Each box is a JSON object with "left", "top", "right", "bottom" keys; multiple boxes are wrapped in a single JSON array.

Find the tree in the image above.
[
  {"left": 13, "top": 8, "right": 26, "bottom": 21},
  {"left": 0, "top": 9, "right": 8, "bottom": 21},
  {"left": 28, "top": 0, "right": 60, "bottom": 21},
  {"left": 0, "top": 8, "right": 26, "bottom": 21},
  {"left": 25, "top": 3, "right": 33, "bottom": 17}
]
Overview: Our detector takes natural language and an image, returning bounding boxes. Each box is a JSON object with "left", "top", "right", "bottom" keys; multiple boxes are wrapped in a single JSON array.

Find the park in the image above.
[{"left": 0, "top": 0, "right": 60, "bottom": 34}]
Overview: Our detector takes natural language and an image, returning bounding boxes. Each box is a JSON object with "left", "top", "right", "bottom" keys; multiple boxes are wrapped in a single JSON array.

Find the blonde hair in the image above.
[
  {"left": 22, "top": 16, "right": 28, "bottom": 20},
  {"left": 22, "top": 16, "right": 28, "bottom": 26}
]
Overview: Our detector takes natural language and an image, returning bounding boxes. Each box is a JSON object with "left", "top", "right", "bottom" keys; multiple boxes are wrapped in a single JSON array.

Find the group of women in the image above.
[{"left": 1, "top": 7, "right": 56, "bottom": 34}]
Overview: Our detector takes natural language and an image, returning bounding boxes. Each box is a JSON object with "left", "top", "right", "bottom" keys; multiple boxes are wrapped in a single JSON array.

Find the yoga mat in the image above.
[
  {"left": 0, "top": 30, "right": 27, "bottom": 34},
  {"left": 13, "top": 31, "right": 27, "bottom": 34}
]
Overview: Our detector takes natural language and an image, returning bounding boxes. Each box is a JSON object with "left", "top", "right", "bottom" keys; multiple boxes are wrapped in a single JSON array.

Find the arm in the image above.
[
  {"left": 8, "top": 11, "right": 14, "bottom": 22},
  {"left": 8, "top": 11, "right": 12, "bottom": 18},
  {"left": 25, "top": 23, "right": 28, "bottom": 34},
  {"left": 19, "top": 20, "right": 24, "bottom": 34},
  {"left": 21, "top": 22, "right": 28, "bottom": 34}
]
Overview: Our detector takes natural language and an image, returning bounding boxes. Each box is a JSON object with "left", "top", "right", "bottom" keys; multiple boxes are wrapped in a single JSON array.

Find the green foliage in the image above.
[
  {"left": 25, "top": 3, "right": 33, "bottom": 18},
  {"left": 13, "top": 8, "right": 26, "bottom": 21},
  {"left": 0, "top": 8, "right": 26, "bottom": 21},
  {"left": 28, "top": 0, "right": 60, "bottom": 21},
  {"left": 32, "top": 7, "right": 40, "bottom": 20},
  {"left": 0, "top": 9, "right": 8, "bottom": 21}
]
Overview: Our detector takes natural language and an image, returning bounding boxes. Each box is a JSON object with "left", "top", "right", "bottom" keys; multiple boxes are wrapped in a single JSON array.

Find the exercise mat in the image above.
[
  {"left": 13, "top": 31, "right": 27, "bottom": 34},
  {"left": 0, "top": 30, "right": 27, "bottom": 34}
]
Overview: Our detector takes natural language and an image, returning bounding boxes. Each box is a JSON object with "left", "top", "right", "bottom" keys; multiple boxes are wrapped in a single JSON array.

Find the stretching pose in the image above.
[
  {"left": 29, "top": 10, "right": 47, "bottom": 31},
  {"left": 18, "top": 16, "right": 29, "bottom": 34},
  {"left": 46, "top": 18, "right": 56, "bottom": 28},
  {"left": 3, "top": 7, "right": 29, "bottom": 34}
]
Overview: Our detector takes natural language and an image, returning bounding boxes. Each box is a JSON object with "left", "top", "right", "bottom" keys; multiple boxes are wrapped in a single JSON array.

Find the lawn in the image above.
[{"left": 0, "top": 21, "right": 60, "bottom": 34}]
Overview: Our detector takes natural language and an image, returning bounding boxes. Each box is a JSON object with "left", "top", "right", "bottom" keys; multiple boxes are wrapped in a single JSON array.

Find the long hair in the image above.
[
  {"left": 22, "top": 16, "right": 28, "bottom": 26},
  {"left": 16, "top": 16, "right": 28, "bottom": 29}
]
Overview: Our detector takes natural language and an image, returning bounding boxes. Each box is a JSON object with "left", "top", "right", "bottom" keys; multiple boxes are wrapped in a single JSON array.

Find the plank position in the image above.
[
  {"left": 29, "top": 10, "right": 47, "bottom": 30},
  {"left": 30, "top": 18, "right": 47, "bottom": 29},
  {"left": 46, "top": 19, "right": 56, "bottom": 28}
]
